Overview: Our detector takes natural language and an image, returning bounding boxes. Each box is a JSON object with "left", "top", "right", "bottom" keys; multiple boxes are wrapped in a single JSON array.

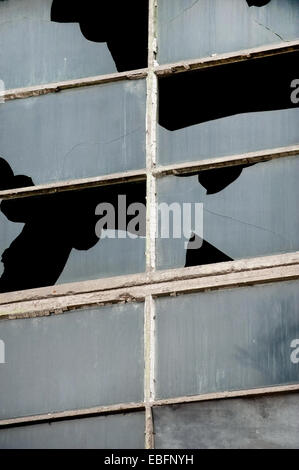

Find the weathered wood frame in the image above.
[{"left": 0, "top": 0, "right": 298, "bottom": 449}]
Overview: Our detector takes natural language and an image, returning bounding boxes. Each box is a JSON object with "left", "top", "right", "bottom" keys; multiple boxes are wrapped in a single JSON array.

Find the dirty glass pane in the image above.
[
  {"left": 0, "top": 80, "right": 146, "bottom": 188},
  {"left": 157, "top": 156, "right": 299, "bottom": 270},
  {"left": 154, "top": 393, "right": 299, "bottom": 449},
  {"left": 0, "top": 0, "right": 148, "bottom": 90},
  {"left": 0, "top": 302, "right": 144, "bottom": 419},
  {"left": 158, "top": 0, "right": 299, "bottom": 65},
  {"left": 158, "top": 52, "right": 299, "bottom": 166},
  {"left": 155, "top": 280, "right": 299, "bottom": 399},
  {"left": 0, "top": 181, "right": 146, "bottom": 293},
  {"left": 0, "top": 412, "right": 145, "bottom": 449}
]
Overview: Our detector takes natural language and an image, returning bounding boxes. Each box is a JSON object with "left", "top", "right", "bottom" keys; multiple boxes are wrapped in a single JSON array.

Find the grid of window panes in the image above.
[{"left": 0, "top": 0, "right": 299, "bottom": 449}]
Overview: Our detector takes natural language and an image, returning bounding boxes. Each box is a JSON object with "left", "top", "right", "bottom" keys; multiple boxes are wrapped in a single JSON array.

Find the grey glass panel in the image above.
[
  {"left": 158, "top": 0, "right": 299, "bottom": 64},
  {"left": 154, "top": 393, "right": 299, "bottom": 449},
  {"left": 0, "top": 302, "right": 144, "bottom": 420},
  {"left": 0, "top": 181, "right": 146, "bottom": 293},
  {"left": 0, "top": 80, "right": 146, "bottom": 186},
  {"left": 158, "top": 52, "right": 299, "bottom": 166},
  {"left": 156, "top": 280, "right": 299, "bottom": 399},
  {"left": 0, "top": 0, "right": 117, "bottom": 90},
  {"left": 157, "top": 156, "right": 299, "bottom": 270},
  {"left": 0, "top": 412, "right": 145, "bottom": 449}
]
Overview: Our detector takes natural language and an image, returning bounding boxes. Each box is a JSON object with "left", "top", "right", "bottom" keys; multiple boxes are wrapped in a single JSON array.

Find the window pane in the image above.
[
  {"left": 158, "top": 0, "right": 299, "bottom": 65},
  {"left": 158, "top": 52, "right": 299, "bottom": 166},
  {"left": 153, "top": 393, "right": 299, "bottom": 449},
  {"left": 0, "top": 302, "right": 144, "bottom": 420},
  {"left": 0, "top": 0, "right": 148, "bottom": 89},
  {"left": 0, "top": 80, "right": 146, "bottom": 188},
  {"left": 157, "top": 156, "right": 299, "bottom": 270},
  {"left": 155, "top": 280, "right": 299, "bottom": 399},
  {"left": 0, "top": 412, "right": 145, "bottom": 449},
  {"left": 0, "top": 181, "right": 146, "bottom": 293}
]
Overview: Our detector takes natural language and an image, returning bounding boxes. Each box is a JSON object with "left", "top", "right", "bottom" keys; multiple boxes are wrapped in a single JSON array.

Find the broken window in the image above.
[
  {"left": 0, "top": 0, "right": 149, "bottom": 89},
  {"left": 157, "top": 0, "right": 299, "bottom": 64},
  {"left": 158, "top": 51, "right": 299, "bottom": 166}
]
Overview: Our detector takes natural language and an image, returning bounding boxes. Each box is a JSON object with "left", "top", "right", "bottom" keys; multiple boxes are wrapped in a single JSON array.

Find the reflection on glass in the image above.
[
  {"left": 0, "top": 80, "right": 146, "bottom": 187},
  {"left": 0, "top": 180, "right": 146, "bottom": 293},
  {"left": 158, "top": 0, "right": 299, "bottom": 64},
  {"left": 156, "top": 280, "right": 299, "bottom": 399}
]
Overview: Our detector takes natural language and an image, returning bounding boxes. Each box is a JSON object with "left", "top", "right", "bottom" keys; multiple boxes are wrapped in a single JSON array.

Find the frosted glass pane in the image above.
[
  {"left": 0, "top": 0, "right": 148, "bottom": 89},
  {"left": 158, "top": 52, "right": 299, "bottom": 165},
  {"left": 157, "top": 156, "right": 299, "bottom": 270},
  {"left": 0, "top": 412, "right": 145, "bottom": 449},
  {"left": 158, "top": 0, "right": 299, "bottom": 64},
  {"left": 154, "top": 393, "right": 299, "bottom": 449},
  {"left": 156, "top": 280, "right": 299, "bottom": 399},
  {"left": 0, "top": 302, "right": 144, "bottom": 419},
  {"left": 0, "top": 80, "right": 146, "bottom": 187},
  {"left": 0, "top": 181, "right": 146, "bottom": 293}
]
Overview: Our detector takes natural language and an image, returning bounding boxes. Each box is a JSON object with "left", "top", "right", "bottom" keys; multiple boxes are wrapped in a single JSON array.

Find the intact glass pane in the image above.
[
  {"left": 158, "top": 52, "right": 299, "bottom": 166},
  {"left": 158, "top": 0, "right": 299, "bottom": 65},
  {"left": 0, "top": 412, "right": 145, "bottom": 449},
  {"left": 155, "top": 280, "right": 299, "bottom": 399},
  {"left": 0, "top": 181, "right": 146, "bottom": 293},
  {"left": 0, "top": 0, "right": 148, "bottom": 89},
  {"left": 154, "top": 394, "right": 299, "bottom": 449},
  {"left": 0, "top": 302, "right": 144, "bottom": 420},
  {"left": 157, "top": 156, "right": 299, "bottom": 270},
  {"left": 0, "top": 80, "right": 146, "bottom": 188}
]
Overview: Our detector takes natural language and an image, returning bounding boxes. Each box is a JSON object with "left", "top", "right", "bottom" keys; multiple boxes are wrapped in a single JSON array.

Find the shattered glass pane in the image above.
[
  {"left": 158, "top": 0, "right": 299, "bottom": 64},
  {"left": 158, "top": 52, "right": 299, "bottom": 166},
  {"left": 157, "top": 156, "right": 299, "bottom": 270},
  {"left": 0, "top": 180, "right": 146, "bottom": 293},
  {"left": 155, "top": 280, "right": 299, "bottom": 399},
  {"left": 0, "top": 80, "right": 146, "bottom": 187},
  {"left": 0, "top": 0, "right": 149, "bottom": 89}
]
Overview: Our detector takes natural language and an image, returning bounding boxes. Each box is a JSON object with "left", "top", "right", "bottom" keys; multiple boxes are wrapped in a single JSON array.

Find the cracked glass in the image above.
[
  {"left": 157, "top": 0, "right": 299, "bottom": 65},
  {"left": 157, "top": 156, "right": 299, "bottom": 270},
  {"left": 0, "top": 79, "right": 146, "bottom": 188}
]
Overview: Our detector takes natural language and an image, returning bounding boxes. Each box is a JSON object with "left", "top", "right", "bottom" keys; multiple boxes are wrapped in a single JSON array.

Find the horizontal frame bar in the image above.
[
  {"left": 1, "top": 383, "right": 298, "bottom": 429},
  {"left": 155, "top": 40, "right": 299, "bottom": 77},
  {"left": 153, "top": 145, "right": 299, "bottom": 177},
  {"left": 0, "top": 252, "right": 298, "bottom": 319},
  {"left": 0, "top": 169, "right": 146, "bottom": 200},
  {"left": 1, "top": 69, "right": 148, "bottom": 102}
]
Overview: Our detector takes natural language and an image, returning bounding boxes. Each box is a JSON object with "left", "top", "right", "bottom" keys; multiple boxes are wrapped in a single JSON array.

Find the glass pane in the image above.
[
  {"left": 154, "top": 393, "right": 299, "bottom": 449},
  {"left": 0, "top": 80, "right": 146, "bottom": 188},
  {"left": 0, "top": 302, "right": 144, "bottom": 420},
  {"left": 158, "top": 0, "right": 299, "bottom": 65},
  {"left": 0, "top": 181, "right": 146, "bottom": 293},
  {"left": 0, "top": 0, "right": 148, "bottom": 90},
  {"left": 157, "top": 156, "right": 299, "bottom": 270},
  {"left": 158, "top": 52, "right": 299, "bottom": 166},
  {"left": 156, "top": 280, "right": 299, "bottom": 399},
  {"left": 0, "top": 412, "right": 145, "bottom": 449}
]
